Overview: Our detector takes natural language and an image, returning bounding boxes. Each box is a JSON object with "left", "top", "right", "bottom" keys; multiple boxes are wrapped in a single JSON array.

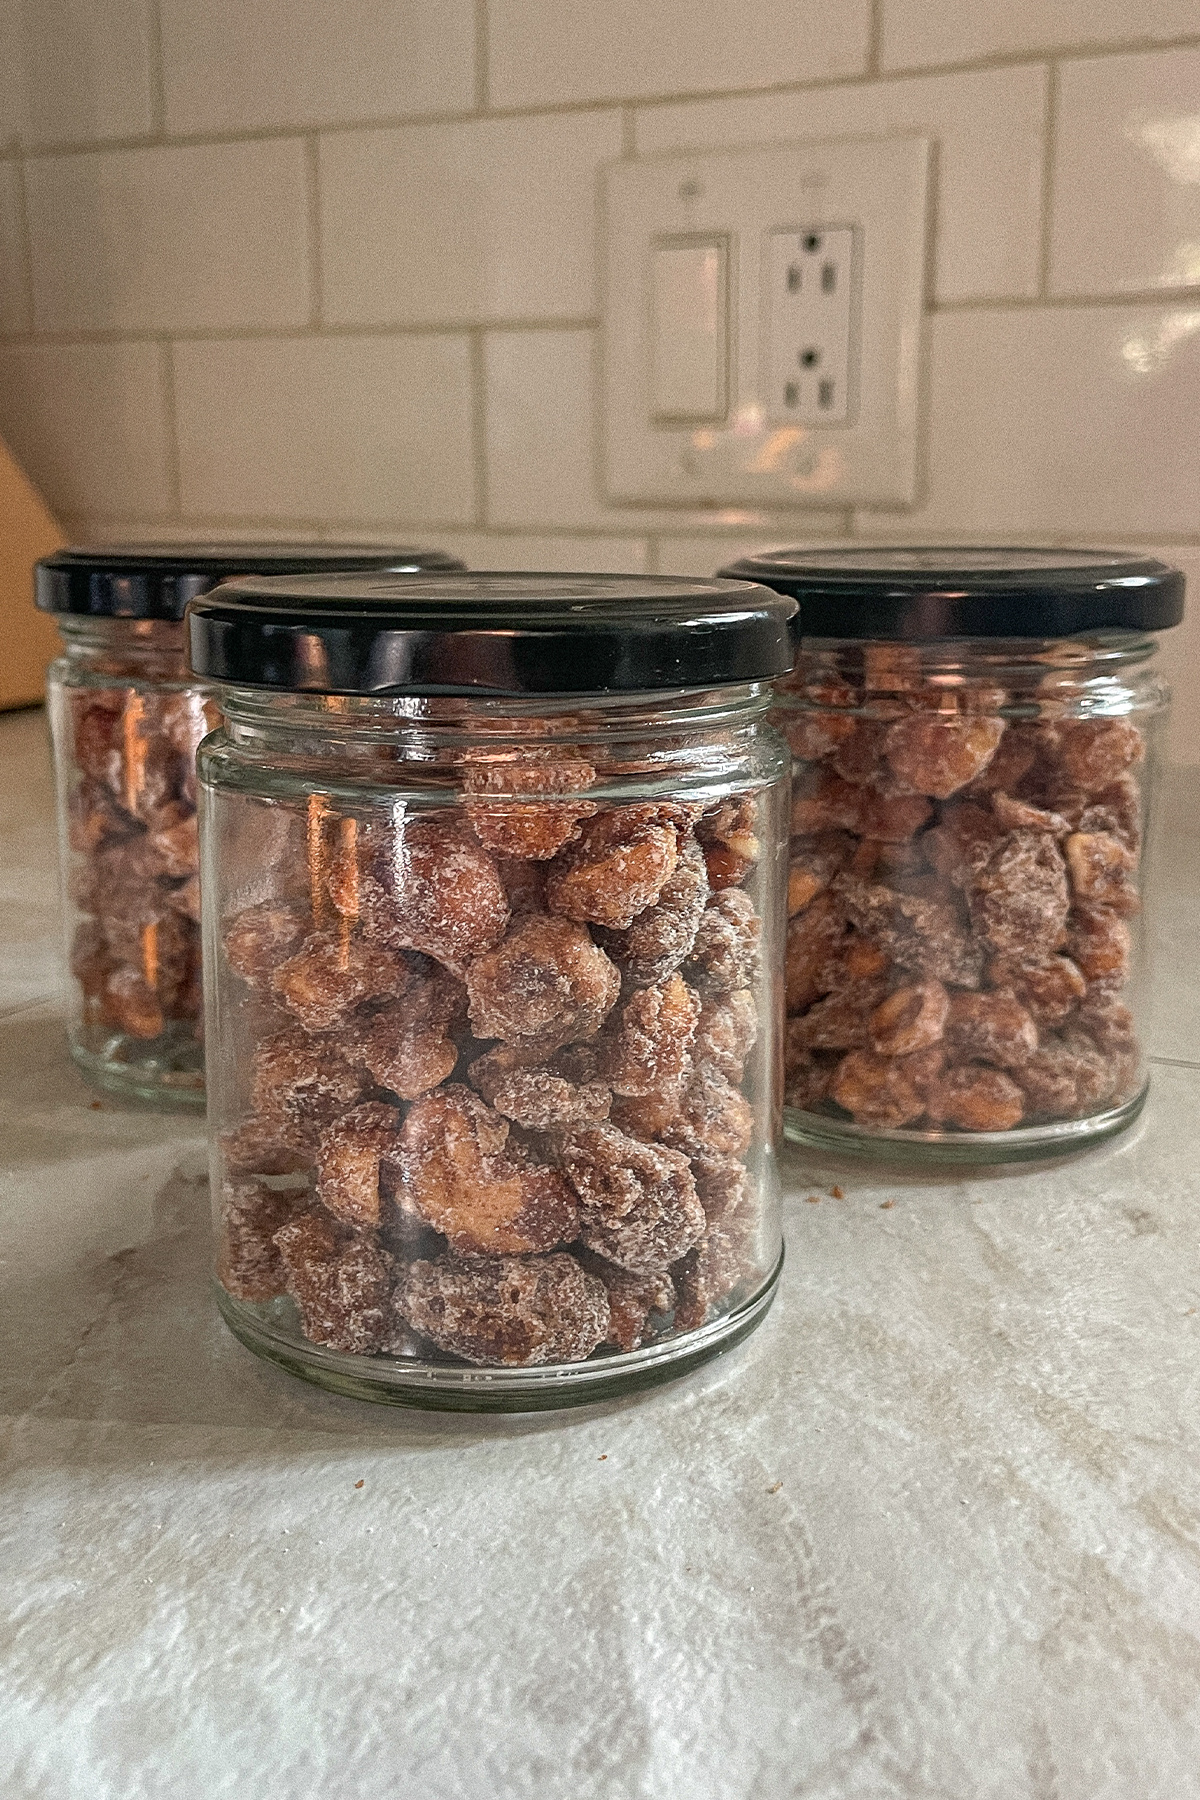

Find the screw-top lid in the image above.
[
  {"left": 718, "top": 546, "right": 1186, "bottom": 641},
  {"left": 185, "top": 570, "right": 796, "bottom": 697},
  {"left": 35, "top": 542, "right": 465, "bottom": 621}
]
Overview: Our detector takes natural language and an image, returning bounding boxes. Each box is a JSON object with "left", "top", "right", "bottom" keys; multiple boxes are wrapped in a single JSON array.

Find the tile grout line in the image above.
[
  {"left": 11, "top": 155, "right": 36, "bottom": 333},
  {"left": 1149, "top": 1054, "right": 1200, "bottom": 1071},
  {"left": 469, "top": 329, "right": 489, "bottom": 528},
  {"left": 158, "top": 339, "right": 184, "bottom": 517},
  {"left": 146, "top": 0, "right": 168, "bottom": 137},
  {"left": 1037, "top": 61, "right": 1059, "bottom": 299},
  {"left": 867, "top": 0, "right": 884, "bottom": 77},
  {"left": 4, "top": 31, "right": 1200, "bottom": 163},
  {"left": 304, "top": 136, "right": 324, "bottom": 329},
  {"left": 474, "top": 0, "right": 489, "bottom": 113},
  {"left": 620, "top": 106, "right": 637, "bottom": 159}
]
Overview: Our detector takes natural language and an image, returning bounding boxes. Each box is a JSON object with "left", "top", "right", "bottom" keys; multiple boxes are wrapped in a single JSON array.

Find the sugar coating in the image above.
[
  {"left": 399, "top": 1085, "right": 579, "bottom": 1255},
  {"left": 671, "top": 1208, "right": 763, "bottom": 1332},
  {"left": 361, "top": 816, "right": 510, "bottom": 963},
  {"left": 250, "top": 1024, "right": 368, "bottom": 1141},
  {"left": 225, "top": 904, "right": 309, "bottom": 991},
  {"left": 466, "top": 914, "right": 620, "bottom": 1052},
  {"left": 217, "top": 1182, "right": 303, "bottom": 1301},
  {"left": 926, "top": 1064, "right": 1025, "bottom": 1131},
  {"left": 664, "top": 1065, "right": 755, "bottom": 1160},
  {"left": 1064, "top": 831, "right": 1140, "bottom": 916},
  {"left": 560, "top": 1123, "right": 705, "bottom": 1274},
  {"left": 546, "top": 804, "right": 685, "bottom": 929},
  {"left": 830, "top": 1049, "right": 925, "bottom": 1128},
  {"left": 945, "top": 990, "right": 1038, "bottom": 1070},
  {"left": 481, "top": 1062, "right": 612, "bottom": 1130},
  {"left": 1057, "top": 718, "right": 1144, "bottom": 793},
  {"left": 869, "top": 980, "right": 949, "bottom": 1057},
  {"left": 273, "top": 1211, "right": 398, "bottom": 1355},
  {"left": 603, "top": 974, "right": 699, "bottom": 1097},
  {"left": 789, "top": 978, "right": 888, "bottom": 1052},
  {"left": 885, "top": 713, "right": 1006, "bottom": 799},
  {"left": 272, "top": 933, "right": 411, "bottom": 1031},
  {"left": 397, "top": 1253, "right": 610, "bottom": 1366},
  {"left": 694, "top": 990, "right": 758, "bottom": 1084},
  {"left": 315, "top": 1100, "right": 404, "bottom": 1228},
  {"left": 835, "top": 876, "right": 984, "bottom": 988},
  {"left": 687, "top": 889, "right": 762, "bottom": 998},
  {"left": 598, "top": 832, "right": 709, "bottom": 990},
  {"left": 462, "top": 749, "right": 598, "bottom": 860}
]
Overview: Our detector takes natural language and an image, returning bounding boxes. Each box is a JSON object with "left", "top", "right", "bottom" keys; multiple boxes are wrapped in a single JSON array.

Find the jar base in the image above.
[
  {"left": 70, "top": 1033, "right": 206, "bottom": 1109},
  {"left": 214, "top": 1252, "right": 784, "bottom": 1413},
  {"left": 783, "top": 1081, "right": 1149, "bottom": 1166}
]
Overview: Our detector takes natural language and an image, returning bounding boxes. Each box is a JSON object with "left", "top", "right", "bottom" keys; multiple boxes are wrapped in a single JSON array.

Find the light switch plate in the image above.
[{"left": 601, "top": 134, "right": 931, "bottom": 510}]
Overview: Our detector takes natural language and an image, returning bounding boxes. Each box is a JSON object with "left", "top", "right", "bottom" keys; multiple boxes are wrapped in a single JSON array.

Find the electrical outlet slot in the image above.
[{"left": 765, "top": 224, "right": 859, "bottom": 427}]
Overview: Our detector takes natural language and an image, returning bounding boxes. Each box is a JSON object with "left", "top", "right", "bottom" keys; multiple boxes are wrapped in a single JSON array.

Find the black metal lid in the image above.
[
  {"left": 35, "top": 542, "right": 465, "bottom": 621},
  {"left": 718, "top": 546, "right": 1186, "bottom": 640},
  {"left": 185, "top": 570, "right": 796, "bottom": 697}
]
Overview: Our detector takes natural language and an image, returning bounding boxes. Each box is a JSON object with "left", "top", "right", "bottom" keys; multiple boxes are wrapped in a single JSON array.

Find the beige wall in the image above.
[{"left": 1, "top": 0, "right": 1199, "bottom": 753}]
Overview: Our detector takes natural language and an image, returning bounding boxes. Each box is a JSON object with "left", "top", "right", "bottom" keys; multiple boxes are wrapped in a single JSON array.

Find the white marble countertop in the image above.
[{"left": 4, "top": 704, "right": 1200, "bottom": 1799}]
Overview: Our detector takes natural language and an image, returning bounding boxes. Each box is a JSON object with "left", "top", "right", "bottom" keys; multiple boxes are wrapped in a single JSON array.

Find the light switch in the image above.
[{"left": 650, "top": 238, "right": 727, "bottom": 422}]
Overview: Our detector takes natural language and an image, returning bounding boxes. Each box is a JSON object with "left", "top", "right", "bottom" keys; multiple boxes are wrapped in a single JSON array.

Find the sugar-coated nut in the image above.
[
  {"left": 1057, "top": 719, "right": 1144, "bottom": 794},
  {"left": 697, "top": 799, "right": 759, "bottom": 889},
  {"left": 603, "top": 974, "right": 699, "bottom": 1097},
  {"left": 1073, "top": 989, "right": 1137, "bottom": 1053},
  {"left": 221, "top": 1116, "right": 313, "bottom": 1179},
  {"left": 686, "top": 889, "right": 761, "bottom": 998},
  {"left": 103, "top": 965, "right": 164, "bottom": 1039},
  {"left": 835, "top": 876, "right": 984, "bottom": 989},
  {"left": 560, "top": 1123, "right": 705, "bottom": 1274},
  {"left": 790, "top": 978, "right": 889, "bottom": 1052},
  {"left": 397, "top": 1252, "right": 610, "bottom": 1367},
  {"left": 273, "top": 1211, "right": 398, "bottom": 1355},
  {"left": 944, "top": 990, "right": 1038, "bottom": 1069},
  {"left": 664, "top": 1065, "right": 755, "bottom": 1159},
  {"left": 671, "top": 1209, "right": 762, "bottom": 1331},
  {"left": 346, "top": 991, "right": 460, "bottom": 1099},
  {"left": 545, "top": 804, "right": 685, "bottom": 929},
  {"left": 465, "top": 914, "right": 620, "bottom": 1051},
  {"left": 70, "top": 690, "right": 124, "bottom": 784},
  {"left": 791, "top": 768, "right": 867, "bottom": 836},
  {"left": 315, "top": 1101, "right": 403, "bottom": 1228},
  {"left": 272, "top": 932, "right": 411, "bottom": 1031},
  {"left": 784, "top": 892, "right": 844, "bottom": 1013},
  {"left": 869, "top": 980, "right": 949, "bottom": 1057},
  {"left": 494, "top": 855, "right": 547, "bottom": 916},
  {"left": 966, "top": 830, "right": 1070, "bottom": 964},
  {"left": 469, "top": 1044, "right": 612, "bottom": 1128},
  {"left": 250, "top": 1024, "right": 368, "bottom": 1135},
  {"left": 399, "top": 1085, "right": 578, "bottom": 1255},
  {"left": 884, "top": 713, "right": 1006, "bottom": 799},
  {"left": 1078, "top": 774, "right": 1141, "bottom": 854},
  {"left": 575, "top": 1249, "right": 675, "bottom": 1352},
  {"left": 783, "top": 1043, "right": 837, "bottom": 1112},
  {"left": 461, "top": 749, "right": 598, "bottom": 860},
  {"left": 598, "top": 833, "right": 709, "bottom": 991},
  {"left": 1067, "top": 907, "right": 1131, "bottom": 984},
  {"left": 963, "top": 724, "right": 1040, "bottom": 795},
  {"left": 926, "top": 1064, "right": 1025, "bottom": 1131},
  {"left": 224, "top": 903, "right": 308, "bottom": 990},
  {"left": 986, "top": 954, "right": 1087, "bottom": 1025},
  {"left": 362, "top": 817, "right": 510, "bottom": 963},
  {"left": 775, "top": 697, "right": 857, "bottom": 760},
  {"left": 694, "top": 989, "right": 758, "bottom": 1083},
  {"left": 217, "top": 1181, "right": 304, "bottom": 1301},
  {"left": 991, "top": 791, "right": 1070, "bottom": 837},
  {"left": 787, "top": 832, "right": 856, "bottom": 914},
  {"left": 830, "top": 1049, "right": 925, "bottom": 1128},
  {"left": 857, "top": 789, "right": 934, "bottom": 844},
  {"left": 1016, "top": 1037, "right": 1114, "bottom": 1118},
  {"left": 608, "top": 1081, "right": 687, "bottom": 1139},
  {"left": 689, "top": 1150, "right": 752, "bottom": 1224},
  {"left": 1064, "top": 831, "right": 1140, "bottom": 916}
]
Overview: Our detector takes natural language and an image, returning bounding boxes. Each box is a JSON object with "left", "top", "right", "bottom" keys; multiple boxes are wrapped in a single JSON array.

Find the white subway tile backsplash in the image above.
[
  {"left": 159, "top": 0, "right": 474, "bottom": 135},
  {"left": 321, "top": 112, "right": 622, "bottom": 327},
  {"left": 0, "top": 165, "right": 30, "bottom": 333},
  {"left": 25, "top": 142, "right": 310, "bottom": 333},
  {"left": 635, "top": 65, "right": 1047, "bottom": 303},
  {"left": 432, "top": 532, "right": 650, "bottom": 573},
  {"left": 0, "top": 342, "right": 171, "bottom": 516},
  {"left": 489, "top": 0, "right": 871, "bottom": 109},
  {"left": 881, "top": 0, "right": 1200, "bottom": 72},
  {"left": 0, "top": 0, "right": 154, "bottom": 148},
  {"left": 854, "top": 305, "right": 1200, "bottom": 540},
  {"left": 1051, "top": 49, "right": 1200, "bottom": 298},
  {"left": 173, "top": 335, "right": 476, "bottom": 525},
  {"left": 655, "top": 534, "right": 848, "bottom": 578}
]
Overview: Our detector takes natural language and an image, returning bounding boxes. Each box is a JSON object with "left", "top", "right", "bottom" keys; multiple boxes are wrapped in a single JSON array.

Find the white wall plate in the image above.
[{"left": 601, "top": 134, "right": 931, "bottom": 510}]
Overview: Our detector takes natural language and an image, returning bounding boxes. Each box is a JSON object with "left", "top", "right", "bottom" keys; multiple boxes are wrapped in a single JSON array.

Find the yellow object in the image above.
[{"left": 0, "top": 435, "right": 64, "bottom": 710}]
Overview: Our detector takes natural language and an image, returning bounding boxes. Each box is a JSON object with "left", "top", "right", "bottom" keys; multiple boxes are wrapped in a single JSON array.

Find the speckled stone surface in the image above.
[{"left": 3, "top": 705, "right": 1200, "bottom": 1799}]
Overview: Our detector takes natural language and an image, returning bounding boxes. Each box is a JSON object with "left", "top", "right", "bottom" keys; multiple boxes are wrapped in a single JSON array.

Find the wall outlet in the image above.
[
  {"left": 765, "top": 226, "right": 858, "bottom": 426},
  {"left": 602, "top": 134, "right": 930, "bottom": 509}
]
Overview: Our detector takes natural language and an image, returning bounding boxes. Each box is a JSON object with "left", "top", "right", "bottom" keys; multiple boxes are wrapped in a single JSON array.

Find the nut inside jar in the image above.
[{"left": 215, "top": 771, "right": 774, "bottom": 1370}]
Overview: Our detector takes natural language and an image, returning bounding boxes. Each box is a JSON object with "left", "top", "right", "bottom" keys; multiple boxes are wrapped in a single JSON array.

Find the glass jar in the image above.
[
  {"left": 719, "top": 547, "right": 1185, "bottom": 1164},
  {"left": 188, "top": 571, "right": 794, "bottom": 1410},
  {"left": 40, "top": 543, "right": 463, "bottom": 1106}
]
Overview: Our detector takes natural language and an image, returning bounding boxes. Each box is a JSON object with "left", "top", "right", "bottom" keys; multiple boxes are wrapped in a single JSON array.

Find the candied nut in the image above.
[
  {"left": 829, "top": 719, "right": 893, "bottom": 787},
  {"left": 274, "top": 1211, "right": 397, "bottom": 1355},
  {"left": 1073, "top": 989, "right": 1137, "bottom": 1054},
  {"left": 221, "top": 1116, "right": 313, "bottom": 1179},
  {"left": 1078, "top": 773, "right": 1141, "bottom": 854},
  {"left": 315, "top": 1101, "right": 403, "bottom": 1229},
  {"left": 694, "top": 989, "right": 757, "bottom": 1083},
  {"left": 697, "top": 798, "right": 759, "bottom": 889},
  {"left": 986, "top": 953, "right": 1087, "bottom": 1025},
  {"left": 991, "top": 792, "right": 1070, "bottom": 837},
  {"left": 598, "top": 833, "right": 709, "bottom": 990},
  {"left": 664, "top": 1065, "right": 754, "bottom": 1159},
  {"left": 784, "top": 1043, "right": 838, "bottom": 1111},
  {"left": 609, "top": 1082, "right": 686, "bottom": 1139},
  {"left": 900, "top": 1042, "right": 946, "bottom": 1098},
  {"left": 489, "top": 1066, "right": 612, "bottom": 1130},
  {"left": 461, "top": 749, "right": 598, "bottom": 860},
  {"left": 494, "top": 855, "right": 547, "bottom": 916},
  {"left": 250, "top": 1024, "right": 368, "bottom": 1136},
  {"left": 834, "top": 876, "right": 984, "bottom": 989},
  {"left": 776, "top": 696, "right": 858, "bottom": 761},
  {"left": 545, "top": 804, "right": 684, "bottom": 929},
  {"left": 784, "top": 892, "right": 844, "bottom": 1013},
  {"left": 922, "top": 804, "right": 1002, "bottom": 886},
  {"left": 465, "top": 914, "right": 620, "bottom": 1052},
  {"left": 965, "top": 831, "right": 1070, "bottom": 964},
  {"left": 148, "top": 811, "right": 199, "bottom": 879},
  {"left": 684, "top": 889, "right": 761, "bottom": 999},
  {"left": 963, "top": 724, "right": 1040, "bottom": 795},
  {"left": 869, "top": 980, "right": 949, "bottom": 1057},
  {"left": 71, "top": 919, "right": 110, "bottom": 998},
  {"left": 884, "top": 713, "right": 1006, "bottom": 799},
  {"left": 790, "top": 768, "right": 866, "bottom": 835},
  {"left": 103, "top": 966, "right": 164, "bottom": 1040},
  {"left": 787, "top": 832, "right": 855, "bottom": 915},
  {"left": 575, "top": 1249, "right": 675, "bottom": 1352},
  {"left": 944, "top": 990, "right": 1038, "bottom": 1069},
  {"left": 400, "top": 1085, "right": 578, "bottom": 1255},
  {"left": 829, "top": 1049, "right": 925, "bottom": 1128},
  {"left": 166, "top": 875, "right": 202, "bottom": 922},
  {"left": 602, "top": 974, "right": 699, "bottom": 1097},
  {"left": 397, "top": 1252, "right": 610, "bottom": 1367},
  {"left": 1067, "top": 906, "right": 1131, "bottom": 984},
  {"left": 560, "top": 1123, "right": 705, "bottom": 1273},
  {"left": 217, "top": 1182, "right": 304, "bottom": 1302},
  {"left": 1064, "top": 831, "right": 1140, "bottom": 916},
  {"left": 926, "top": 1065, "right": 1024, "bottom": 1131},
  {"left": 347, "top": 989, "right": 460, "bottom": 1100},
  {"left": 671, "top": 1209, "right": 763, "bottom": 1331},
  {"left": 689, "top": 1150, "right": 752, "bottom": 1224},
  {"left": 68, "top": 777, "right": 134, "bottom": 855},
  {"left": 791, "top": 978, "right": 889, "bottom": 1052},
  {"left": 1015, "top": 1036, "right": 1114, "bottom": 1118},
  {"left": 856, "top": 788, "right": 934, "bottom": 844},
  {"left": 224, "top": 904, "right": 308, "bottom": 991},
  {"left": 70, "top": 690, "right": 124, "bottom": 784},
  {"left": 272, "top": 932, "right": 411, "bottom": 1031},
  {"left": 1057, "top": 718, "right": 1144, "bottom": 793},
  {"left": 361, "top": 816, "right": 510, "bottom": 963}
]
